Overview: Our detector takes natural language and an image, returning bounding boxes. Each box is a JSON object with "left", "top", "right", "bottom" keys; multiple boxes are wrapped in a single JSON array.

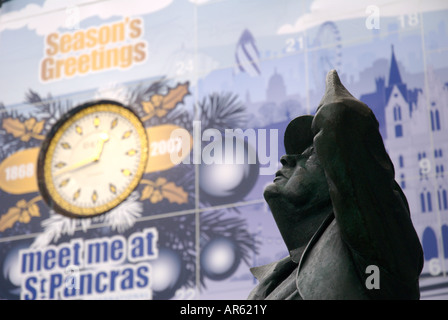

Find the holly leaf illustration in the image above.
[
  {"left": 2, "top": 117, "right": 45, "bottom": 141},
  {"left": 0, "top": 206, "right": 21, "bottom": 232},
  {"left": 140, "top": 178, "right": 188, "bottom": 204},
  {"left": 141, "top": 82, "right": 190, "bottom": 121},
  {"left": 141, "top": 184, "right": 154, "bottom": 201},
  {"left": 161, "top": 181, "right": 188, "bottom": 204},
  {"left": 2, "top": 118, "right": 26, "bottom": 138},
  {"left": 0, "top": 198, "right": 41, "bottom": 232},
  {"left": 162, "top": 82, "right": 190, "bottom": 112}
]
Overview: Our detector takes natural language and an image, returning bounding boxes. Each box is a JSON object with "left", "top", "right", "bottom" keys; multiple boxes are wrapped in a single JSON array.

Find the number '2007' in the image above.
[{"left": 150, "top": 137, "right": 182, "bottom": 157}]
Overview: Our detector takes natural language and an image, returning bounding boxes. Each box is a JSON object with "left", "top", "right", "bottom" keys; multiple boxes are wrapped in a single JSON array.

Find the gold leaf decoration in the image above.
[
  {"left": 162, "top": 82, "right": 190, "bottom": 111},
  {"left": 140, "top": 177, "right": 188, "bottom": 204},
  {"left": 0, "top": 197, "right": 41, "bottom": 232},
  {"left": 161, "top": 181, "right": 188, "bottom": 204},
  {"left": 2, "top": 117, "right": 45, "bottom": 142},
  {"left": 141, "top": 82, "right": 190, "bottom": 121},
  {"left": 142, "top": 95, "right": 163, "bottom": 118}
]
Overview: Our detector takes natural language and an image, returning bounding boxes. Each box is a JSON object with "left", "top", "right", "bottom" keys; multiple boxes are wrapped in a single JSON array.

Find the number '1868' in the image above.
[{"left": 5, "top": 163, "right": 34, "bottom": 181}]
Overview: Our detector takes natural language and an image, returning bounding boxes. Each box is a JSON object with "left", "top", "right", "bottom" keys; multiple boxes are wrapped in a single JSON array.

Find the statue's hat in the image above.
[{"left": 284, "top": 115, "right": 314, "bottom": 155}]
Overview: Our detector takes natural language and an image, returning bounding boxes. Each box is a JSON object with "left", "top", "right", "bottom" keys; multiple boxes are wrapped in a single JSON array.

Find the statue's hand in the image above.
[{"left": 311, "top": 70, "right": 374, "bottom": 137}]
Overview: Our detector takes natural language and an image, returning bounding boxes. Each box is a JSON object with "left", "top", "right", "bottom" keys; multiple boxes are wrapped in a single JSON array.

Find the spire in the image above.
[{"left": 388, "top": 45, "right": 403, "bottom": 87}]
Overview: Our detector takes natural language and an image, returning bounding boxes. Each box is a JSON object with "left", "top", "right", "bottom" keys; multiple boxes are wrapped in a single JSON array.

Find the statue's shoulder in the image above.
[
  {"left": 250, "top": 255, "right": 294, "bottom": 283},
  {"left": 248, "top": 256, "right": 298, "bottom": 300},
  {"left": 297, "top": 218, "right": 420, "bottom": 300},
  {"left": 296, "top": 218, "right": 371, "bottom": 299}
]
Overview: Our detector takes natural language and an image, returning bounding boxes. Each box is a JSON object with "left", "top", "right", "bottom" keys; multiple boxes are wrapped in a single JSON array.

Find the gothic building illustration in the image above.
[{"left": 361, "top": 47, "right": 448, "bottom": 277}]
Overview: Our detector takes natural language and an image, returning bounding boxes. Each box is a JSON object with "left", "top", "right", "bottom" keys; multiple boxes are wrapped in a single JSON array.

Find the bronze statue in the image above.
[{"left": 248, "top": 70, "right": 423, "bottom": 300}]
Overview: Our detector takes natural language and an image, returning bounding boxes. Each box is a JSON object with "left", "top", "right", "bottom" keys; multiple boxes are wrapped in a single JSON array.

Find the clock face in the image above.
[{"left": 37, "top": 101, "right": 148, "bottom": 218}]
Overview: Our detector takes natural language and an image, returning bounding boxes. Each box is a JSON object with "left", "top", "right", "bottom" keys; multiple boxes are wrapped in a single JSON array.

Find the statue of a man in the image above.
[{"left": 248, "top": 70, "right": 423, "bottom": 300}]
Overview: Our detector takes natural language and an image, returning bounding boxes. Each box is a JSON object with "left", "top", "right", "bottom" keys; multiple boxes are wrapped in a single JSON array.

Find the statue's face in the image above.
[{"left": 264, "top": 145, "right": 330, "bottom": 210}]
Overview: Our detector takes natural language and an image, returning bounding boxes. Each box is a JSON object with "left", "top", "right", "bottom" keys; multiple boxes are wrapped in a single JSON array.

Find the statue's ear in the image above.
[
  {"left": 284, "top": 115, "right": 314, "bottom": 155},
  {"left": 317, "top": 69, "right": 355, "bottom": 112}
]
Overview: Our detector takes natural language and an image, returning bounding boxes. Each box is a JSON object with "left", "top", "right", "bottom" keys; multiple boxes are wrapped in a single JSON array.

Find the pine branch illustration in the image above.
[
  {"left": 200, "top": 210, "right": 259, "bottom": 268},
  {"left": 25, "top": 89, "right": 72, "bottom": 132},
  {"left": 199, "top": 92, "right": 247, "bottom": 131}
]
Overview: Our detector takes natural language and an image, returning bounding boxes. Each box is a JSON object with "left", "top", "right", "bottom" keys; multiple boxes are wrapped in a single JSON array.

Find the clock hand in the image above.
[
  {"left": 54, "top": 132, "right": 110, "bottom": 177},
  {"left": 53, "top": 154, "right": 98, "bottom": 177},
  {"left": 93, "top": 132, "right": 109, "bottom": 161}
]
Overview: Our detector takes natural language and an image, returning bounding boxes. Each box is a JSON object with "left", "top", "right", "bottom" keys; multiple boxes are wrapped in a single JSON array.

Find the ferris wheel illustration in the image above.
[{"left": 311, "top": 21, "right": 342, "bottom": 90}]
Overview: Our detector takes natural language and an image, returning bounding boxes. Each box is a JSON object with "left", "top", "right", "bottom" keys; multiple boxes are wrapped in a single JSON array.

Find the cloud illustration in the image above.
[
  {"left": 277, "top": 0, "right": 448, "bottom": 34},
  {"left": 0, "top": 0, "right": 172, "bottom": 36}
]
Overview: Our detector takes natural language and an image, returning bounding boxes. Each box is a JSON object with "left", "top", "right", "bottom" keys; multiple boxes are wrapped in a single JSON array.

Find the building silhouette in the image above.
[{"left": 363, "top": 46, "right": 448, "bottom": 277}]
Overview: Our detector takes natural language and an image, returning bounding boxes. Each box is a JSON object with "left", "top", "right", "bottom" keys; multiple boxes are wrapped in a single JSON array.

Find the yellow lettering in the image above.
[
  {"left": 46, "top": 33, "right": 59, "bottom": 56},
  {"left": 73, "top": 31, "right": 85, "bottom": 51},
  {"left": 86, "top": 28, "right": 97, "bottom": 48},
  {"left": 112, "top": 21, "right": 125, "bottom": 42},
  {"left": 91, "top": 48, "right": 104, "bottom": 71},
  {"left": 106, "top": 47, "right": 119, "bottom": 68},
  {"left": 120, "top": 45, "right": 133, "bottom": 68},
  {"left": 65, "top": 57, "right": 77, "bottom": 77},
  {"left": 98, "top": 25, "right": 110, "bottom": 45},
  {"left": 40, "top": 57, "right": 54, "bottom": 81},
  {"left": 78, "top": 54, "right": 89, "bottom": 74},
  {"left": 129, "top": 18, "right": 142, "bottom": 38},
  {"left": 56, "top": 59, "right": 65, "bottom": 79},
  {"left": 134, "top": 42, "right": 146, "bottom": 62},
  {"left": 60, "top": 34, "right": 72, "bottom": 53},
  {"left": 41, "top": 17, "right": 147, "bottom": 81}
]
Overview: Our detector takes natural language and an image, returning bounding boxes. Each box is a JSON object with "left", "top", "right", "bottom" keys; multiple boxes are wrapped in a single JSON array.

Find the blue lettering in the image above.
[
  {"left": 49, "top": 273, "right": 63, "bottom": 299},
  {"left": 127, "top": 228, "right": 158, "bottom": 262},
  {"left": 44, "top": 248, "right": 56, "bottom": 270},
  {"left": 121, "top": 268, "right": 133, "bottom": 290},
  {"left": 130, "top": 236, "right": 144, "bottom": 260},
  {"left": 111, "top": 239, "right": 124, "bottom": 261},
  {"left": 136, "top": 264, "right": 149, "bottom": 288},
  {"left": 109, "top": 270, "right": 120, "bottom": 291},
  {"left": 72, "top": 241, "right": 82, "bottom": 266},
  {"left": 21, "top": 251, "right": 42, "bottom": 273},
  {"left": 79, "top": 273, "right": 93, "bottom": 295},
  {"left": 58, "top": 247, "right": 70, "bottom": 268},
  {"left": 22, "top": 276, "right": 38, "bottom": 300},
  {"left": 95, "top": 272, "right": 108, "bottom": 293},
  {"left": 87, "top": 241, "right": 108, "bottom": 265},
  {"left": 146, "top": 232, "right": 155, "bottom": 256}
]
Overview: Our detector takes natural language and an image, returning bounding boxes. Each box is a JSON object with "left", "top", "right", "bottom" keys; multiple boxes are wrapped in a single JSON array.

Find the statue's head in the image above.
[
  {"left": 263, "top": 70, "right": 354, "bottom": 251},
  {"left": 264, "top": 70, "right": 354, "bottom": 211},
  {"left": 263, "top": 115, "right": 330, "bottom": 212}
]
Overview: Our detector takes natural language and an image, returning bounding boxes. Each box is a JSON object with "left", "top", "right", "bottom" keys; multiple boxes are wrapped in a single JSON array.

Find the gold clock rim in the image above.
[{"left": 43, "top": 103, "right": 148, "bottom": 217}]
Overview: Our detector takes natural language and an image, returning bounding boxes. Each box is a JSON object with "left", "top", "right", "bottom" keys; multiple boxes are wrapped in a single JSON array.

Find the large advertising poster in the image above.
[{"left": 0, "top": 0, "right": 448, "bottom": 300}]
